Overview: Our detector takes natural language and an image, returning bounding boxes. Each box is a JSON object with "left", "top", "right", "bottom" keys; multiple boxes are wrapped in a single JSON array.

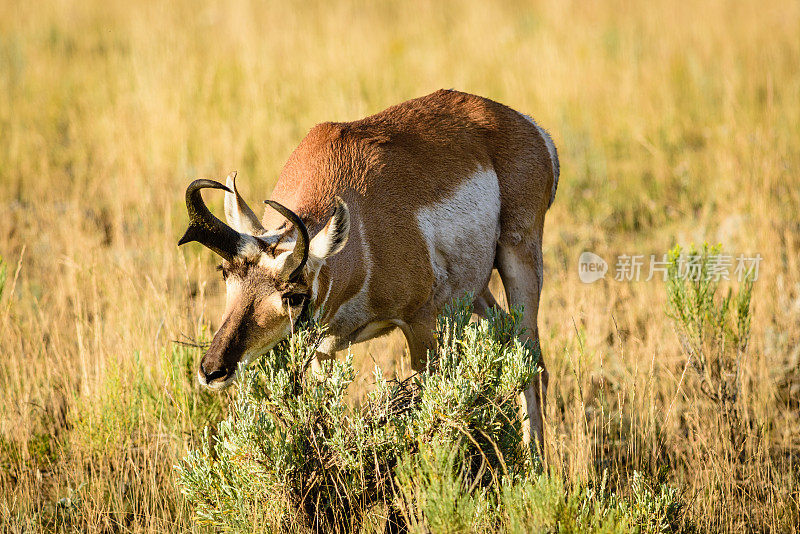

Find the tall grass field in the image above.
[{"left": 1, "top": 0, "right": 799, "bottom": 531}]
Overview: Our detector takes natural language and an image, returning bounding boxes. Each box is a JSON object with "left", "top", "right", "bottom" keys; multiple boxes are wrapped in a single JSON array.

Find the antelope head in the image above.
[{"left": 178, "top": 172, "right": 350, "bottom": 389}]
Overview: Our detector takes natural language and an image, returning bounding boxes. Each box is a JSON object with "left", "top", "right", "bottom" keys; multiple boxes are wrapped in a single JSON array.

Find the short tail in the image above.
[
  {"left": 522, "top": 114, "right": 560, "bottom": 209},
  {"left": 539, "top": 127, "right": 559, "bottom": 208}
]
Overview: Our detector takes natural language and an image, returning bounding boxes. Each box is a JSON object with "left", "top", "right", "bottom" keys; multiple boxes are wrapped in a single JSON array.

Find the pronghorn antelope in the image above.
[{"left": 178, "top": 89, "right": 559, "bottom": 450}]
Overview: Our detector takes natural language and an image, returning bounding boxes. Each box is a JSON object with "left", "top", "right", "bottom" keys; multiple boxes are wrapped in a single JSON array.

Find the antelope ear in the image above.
[
  {"left": 309, "top": 198, "right": 350, "bottom": 260},
  {"left": 224, "top": 171, "right": 265, "bottom": 235}
]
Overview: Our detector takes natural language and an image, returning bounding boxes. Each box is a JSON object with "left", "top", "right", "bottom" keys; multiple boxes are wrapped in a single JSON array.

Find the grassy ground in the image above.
[{"left": 1, "top": 0, "right": 798, "bottom": 531}]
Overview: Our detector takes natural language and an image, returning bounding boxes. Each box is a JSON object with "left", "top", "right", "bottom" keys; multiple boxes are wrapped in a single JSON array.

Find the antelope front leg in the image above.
[
  {"left": 393, "top": 314, "right": 437, "bottom": 372},
  {"left": 310, "top": 336, "right": 337, "bottom": 378}
]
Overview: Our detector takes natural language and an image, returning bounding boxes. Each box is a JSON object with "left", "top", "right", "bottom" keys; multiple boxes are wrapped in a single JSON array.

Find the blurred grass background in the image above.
[{"left": 1, "top": 0, "right": 798, "bottom": 531}]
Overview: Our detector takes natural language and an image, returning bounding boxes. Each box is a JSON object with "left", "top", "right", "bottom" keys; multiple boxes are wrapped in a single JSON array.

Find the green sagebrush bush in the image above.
[
  {"left": 665, "top": 243, "right": 754, "bottom": 453},
  {"left": 177, "top": 297, "right": 689, "bottom": 533},
  {"left": 665, "top": 243, "right": 753, "bottom": 407}
]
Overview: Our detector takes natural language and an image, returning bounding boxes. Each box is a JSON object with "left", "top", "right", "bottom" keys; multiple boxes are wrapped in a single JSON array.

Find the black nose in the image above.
[{"left": 201, "top": 362, "right": 228, "bottom": 383}]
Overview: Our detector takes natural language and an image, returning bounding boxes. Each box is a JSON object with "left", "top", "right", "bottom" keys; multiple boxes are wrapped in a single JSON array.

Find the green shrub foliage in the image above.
[
  {"left": 665, "top": 243, "right": 754, "bottom": 453},
  {"left": 177, "top": 297, "right": 688, "bottom": 533}
]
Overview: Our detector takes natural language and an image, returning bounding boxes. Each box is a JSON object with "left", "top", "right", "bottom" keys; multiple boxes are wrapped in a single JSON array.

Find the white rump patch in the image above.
[
  {"left": 523, "top": 114, "right": 560, "bottom": 208},
  {"left": 416, "top": 168, "right": 501, "bottom": 308}
]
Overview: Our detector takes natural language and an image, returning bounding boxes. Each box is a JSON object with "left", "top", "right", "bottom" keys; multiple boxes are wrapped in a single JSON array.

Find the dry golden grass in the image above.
[{"left": 1, "top": 0, "right": 798, "bottom": 531}]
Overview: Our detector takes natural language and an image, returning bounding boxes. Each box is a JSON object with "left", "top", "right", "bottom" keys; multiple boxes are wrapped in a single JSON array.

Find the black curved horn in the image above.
[
  {"left": 178, "top": 179, "right": 244, "bottom": 262},
  {"left": 264, "top": 200, "right": 309, "bottom": 281}
]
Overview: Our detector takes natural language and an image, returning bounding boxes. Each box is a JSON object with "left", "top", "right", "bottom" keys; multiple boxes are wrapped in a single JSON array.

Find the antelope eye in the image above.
[
  {"left": 283, "top": 293, "right": 306, "bottom": 308},
  {"left": 216, "top": 264, "right": 229, "bottom": 280}
]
